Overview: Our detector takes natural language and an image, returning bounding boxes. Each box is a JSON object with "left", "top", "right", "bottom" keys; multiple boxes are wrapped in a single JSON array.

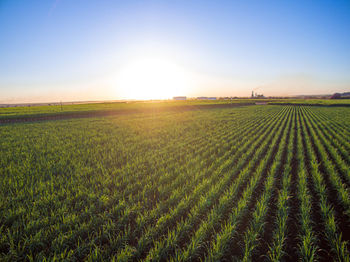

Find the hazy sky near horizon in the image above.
[{"left": 1, "top": 0, "right": 350, "bottom": 102}]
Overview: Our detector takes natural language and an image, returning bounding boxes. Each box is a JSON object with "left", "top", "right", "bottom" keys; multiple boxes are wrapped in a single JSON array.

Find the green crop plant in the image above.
[
  {"left": 1, "top": 103, "right": 350, "bottom": 261},
  {"left": 266, "top": 107, "right": 296, "bottom": 261},
  {"left": 299, "top": 107, "right": 349, "bottom": 262}
]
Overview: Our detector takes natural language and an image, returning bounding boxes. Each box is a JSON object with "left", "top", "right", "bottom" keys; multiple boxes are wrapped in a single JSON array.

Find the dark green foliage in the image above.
[{"left": 1, "top": 104, "right": 349, "bottom": 261}]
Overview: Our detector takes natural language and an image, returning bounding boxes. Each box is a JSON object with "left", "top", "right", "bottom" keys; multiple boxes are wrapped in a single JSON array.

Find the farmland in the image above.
[{"left": 1, "top": 103, "right": 350, "bottom": 261}]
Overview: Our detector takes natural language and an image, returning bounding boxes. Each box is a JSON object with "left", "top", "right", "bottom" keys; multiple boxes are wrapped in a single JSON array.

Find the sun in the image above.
[{"left": 116, "top": 57, "right": 191, "bottom": 100}]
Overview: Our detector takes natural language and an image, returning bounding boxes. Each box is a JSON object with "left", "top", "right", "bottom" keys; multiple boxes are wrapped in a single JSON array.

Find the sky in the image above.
[{"left": 0, "top": 0, "right": 350, "bottom": 103}]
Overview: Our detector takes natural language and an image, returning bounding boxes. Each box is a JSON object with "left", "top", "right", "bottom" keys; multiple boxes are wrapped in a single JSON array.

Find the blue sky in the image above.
[{"left": 1, "top": 0, "right": 350, "bottom": 102}]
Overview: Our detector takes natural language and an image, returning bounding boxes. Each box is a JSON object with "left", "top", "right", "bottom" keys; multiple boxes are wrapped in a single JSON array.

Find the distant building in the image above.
[
  {"left": 251, "top": 91, "right": 264, "bottom": 98},
  {"left": 173, "top": 96, "right": 187, "bottom": 100}
]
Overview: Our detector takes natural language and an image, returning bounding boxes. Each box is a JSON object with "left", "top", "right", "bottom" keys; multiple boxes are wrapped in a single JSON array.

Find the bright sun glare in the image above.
[{"left": 116, "top": 57, "right": 191, "bottom": 100}]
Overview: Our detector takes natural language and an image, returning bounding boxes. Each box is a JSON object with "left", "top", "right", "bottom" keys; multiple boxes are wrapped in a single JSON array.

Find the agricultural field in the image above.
[
  {"left": 0, "top": 100, "right": 253, "bottom": 121},
  {"left": 1, "top": 99, "right": 348, "bottom": 121},
  {"left": 1, "top": 104, "right": 350, "bottom": 261},
  {"left": 268, "top": 99, "right": 350, "bottom": 107}
]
